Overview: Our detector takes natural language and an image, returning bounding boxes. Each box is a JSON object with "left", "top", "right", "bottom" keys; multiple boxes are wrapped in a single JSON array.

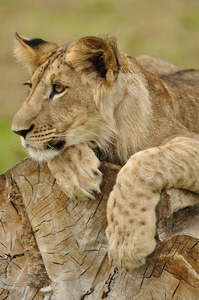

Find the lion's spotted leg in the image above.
[
  {"left": 106, "top": 172, "right": 159, "bottom": 270},
  {"left": 106, "top": 137, "right": 199, "bottom": 270},
  {"left": 48, "top": 143, "right": 102, "bottom": 201}
]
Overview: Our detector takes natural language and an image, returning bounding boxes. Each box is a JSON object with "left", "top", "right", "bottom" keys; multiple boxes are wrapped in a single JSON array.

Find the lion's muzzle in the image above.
[{"left": 13, "top": 124, "right": 35, "bottom": 139}]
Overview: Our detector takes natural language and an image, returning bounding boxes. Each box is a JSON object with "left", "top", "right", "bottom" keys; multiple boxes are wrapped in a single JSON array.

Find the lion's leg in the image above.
[{"left": 106, "top": 136, "right": 199, "bottom": 270}]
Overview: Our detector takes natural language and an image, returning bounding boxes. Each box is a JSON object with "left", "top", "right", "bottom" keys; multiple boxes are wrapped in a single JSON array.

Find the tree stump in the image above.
[{"left": 0, "top": 159, "right": 199, "bottom": 299}]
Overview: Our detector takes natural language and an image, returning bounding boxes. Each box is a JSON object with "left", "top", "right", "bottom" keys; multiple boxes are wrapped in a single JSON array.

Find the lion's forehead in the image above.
[{"left": 31, "top": 46, "right": 69, "bottom": 85}]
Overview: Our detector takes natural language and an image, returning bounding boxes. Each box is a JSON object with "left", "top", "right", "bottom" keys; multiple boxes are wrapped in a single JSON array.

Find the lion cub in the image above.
[{"left": 12, "top": 33, "right": 199, "bottom": 270}]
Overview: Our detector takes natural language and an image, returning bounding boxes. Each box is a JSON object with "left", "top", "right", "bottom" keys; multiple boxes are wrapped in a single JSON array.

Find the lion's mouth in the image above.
[
  {"left": 22, "top": 138, "right": 66, "bottom": 162},
  {"left": 24, "top": 139, "right": 66, "bottom": 151},
  {"left": 44, "top": 140, "right": 66, "bottom": 151}
]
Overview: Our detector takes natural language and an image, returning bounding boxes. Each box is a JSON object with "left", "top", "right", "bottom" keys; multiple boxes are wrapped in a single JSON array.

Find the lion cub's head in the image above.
[{"left": 12, "top": 34, "right": 120, "bottom": 161}]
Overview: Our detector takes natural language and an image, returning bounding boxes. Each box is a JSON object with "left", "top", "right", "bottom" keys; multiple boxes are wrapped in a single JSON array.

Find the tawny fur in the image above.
[{"left": 12, "top": 34, "right": 199, "bottom": 270}]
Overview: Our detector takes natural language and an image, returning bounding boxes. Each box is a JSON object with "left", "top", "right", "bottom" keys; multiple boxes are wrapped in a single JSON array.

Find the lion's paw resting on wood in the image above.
[
  {"left": 12, "top": 33, "right": 199, "bottom": 270},
  {"left": 48, "top": 143, "right": 102, "bottom": 201}
]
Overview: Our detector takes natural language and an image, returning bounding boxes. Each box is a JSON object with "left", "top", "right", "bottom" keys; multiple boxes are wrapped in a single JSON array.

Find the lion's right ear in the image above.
[
  {"left": 14, "top": 33, "right": 58, "bottom": 73},
  {"left": 67, "top": 36, "right": 120, "bottom": 86}
]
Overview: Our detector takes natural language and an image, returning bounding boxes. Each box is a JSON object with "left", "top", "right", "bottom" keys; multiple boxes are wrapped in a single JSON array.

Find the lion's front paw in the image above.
[
  {"left": 48, "top": 144, "right": 102, "bottom": 201},
  {"left": 106, "top": 183, "right": 157, "bottom": 270},
  {"left": 106, "top": 225, "right": 156, "bottom": 270}
]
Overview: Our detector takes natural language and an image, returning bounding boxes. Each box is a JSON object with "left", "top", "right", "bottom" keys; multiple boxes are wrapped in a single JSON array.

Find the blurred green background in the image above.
[{"left": 0, "top": 0, "right": 199, "bottom": 174}]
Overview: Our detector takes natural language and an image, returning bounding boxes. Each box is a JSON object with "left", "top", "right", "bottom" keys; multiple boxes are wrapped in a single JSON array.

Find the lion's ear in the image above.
[
  {"left": 14, "top": 33, "right": 58, "bottom": 73},
  {"left": 67, "top": 36, "right": 120, "bottom": 85}
]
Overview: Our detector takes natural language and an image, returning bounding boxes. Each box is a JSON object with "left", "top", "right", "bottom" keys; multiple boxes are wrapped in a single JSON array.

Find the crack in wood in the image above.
[
  {"left": 17, "top": 174, "right": 34, "bottom": 207},
  {"left": 0, "top": 219, "right": 6, "bottom": 236},
  {"left": 102, "top": 268, "right": 118, "bottom": 298},
  {"left": 171, "top": 280, "right": 181, "bottom": 299},
  {"left": 79, "top": 287, "right": 94, "bottom": 300},
  {"left": 85, "top": 194, "right": 104, "bottom": 226},
  {"left": 0, "top": 241, "right": 6, "bottom": 249}
]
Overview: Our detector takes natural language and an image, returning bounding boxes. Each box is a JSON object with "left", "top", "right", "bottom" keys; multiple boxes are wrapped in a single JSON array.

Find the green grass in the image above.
[
  {"left": 0, "top": 0, "right": 199, "bottom": 174},
  {"left": 0, "top": 120, "right": 27, "bottom": 173}
]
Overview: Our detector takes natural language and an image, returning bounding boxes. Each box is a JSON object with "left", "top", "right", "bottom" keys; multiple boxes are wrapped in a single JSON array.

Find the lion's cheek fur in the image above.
[{"left": 63, "top": 112, "right": 113, "bottom": 150}]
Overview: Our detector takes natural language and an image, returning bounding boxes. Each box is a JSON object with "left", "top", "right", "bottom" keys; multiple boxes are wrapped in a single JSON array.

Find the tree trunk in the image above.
[{"left": 0, "top": 159, "right": 199, "bottom": 299}]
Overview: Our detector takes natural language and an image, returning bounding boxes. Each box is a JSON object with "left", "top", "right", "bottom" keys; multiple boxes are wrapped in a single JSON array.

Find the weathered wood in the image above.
[{"left": 0, "top": 159, "right": 199, "bottom": 299}]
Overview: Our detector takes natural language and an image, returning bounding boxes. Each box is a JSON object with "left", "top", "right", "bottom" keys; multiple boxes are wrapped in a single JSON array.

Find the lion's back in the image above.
[{"left": 161, "top": 70, "right": 199, "bottom": 133}]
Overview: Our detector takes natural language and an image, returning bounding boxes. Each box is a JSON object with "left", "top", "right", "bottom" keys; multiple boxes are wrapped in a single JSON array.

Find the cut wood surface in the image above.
[{"left": 0, "top": 158, "right": 199, "bottom": 299}]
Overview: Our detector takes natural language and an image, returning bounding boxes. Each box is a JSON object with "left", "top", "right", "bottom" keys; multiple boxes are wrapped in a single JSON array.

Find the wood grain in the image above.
[{"left": 0, "top": 159, "right": 199, "bottom": 299}]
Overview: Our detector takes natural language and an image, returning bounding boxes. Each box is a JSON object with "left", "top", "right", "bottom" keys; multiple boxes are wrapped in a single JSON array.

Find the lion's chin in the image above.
[{"left": 27, "top": 147, "right": 59, "bottom": 162}]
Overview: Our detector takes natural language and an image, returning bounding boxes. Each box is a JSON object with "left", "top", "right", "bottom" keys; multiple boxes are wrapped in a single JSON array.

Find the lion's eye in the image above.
[
  {"left": 50, "top": 82, "right": 68, "bottom": 99},
  {"left": 53, "top": 82, "right": 66, "bottom": 94},
  {"left": 23, "top": 81, "right": 32, "bottom": 88}
]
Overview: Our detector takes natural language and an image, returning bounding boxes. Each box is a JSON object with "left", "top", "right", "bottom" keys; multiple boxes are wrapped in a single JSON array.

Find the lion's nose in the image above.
[{"left": 13, "top": 124, "right": 35, "bottom": 139}]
